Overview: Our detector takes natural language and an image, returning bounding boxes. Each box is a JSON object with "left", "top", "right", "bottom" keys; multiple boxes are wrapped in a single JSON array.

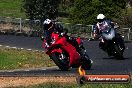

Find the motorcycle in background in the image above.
[
  {"left": 41, "top": 32, "right": 93, "bottom": 70},
  {"left": 99, "top": 25, "right": 125, "bottom": 59}
]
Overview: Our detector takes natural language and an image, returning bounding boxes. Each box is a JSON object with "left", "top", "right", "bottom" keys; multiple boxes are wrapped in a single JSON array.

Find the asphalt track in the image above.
[{"left": 0, "top": 35, "right": 132, "bottom": 76}]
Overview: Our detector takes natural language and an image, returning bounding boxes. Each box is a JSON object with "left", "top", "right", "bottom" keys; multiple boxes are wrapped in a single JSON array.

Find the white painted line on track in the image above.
[
  {"left": 35, "top": 50, "right": 39, "bottom": 52},
  {"left": 42, "top": 69, "right": 46, "bottom": 70},
  {"left": 24, "top": 69, "right": 30, "bottom": 71},
  {"left": 20, "top": 48, "right": 24, "bottom": 50},
  {"left": 11, "top": 47, "right": 17, "bottom": 49},
  {"left": 7, "top": 70, "right": 14, "bottom": 72},
  {"left": 27, "top": 49, "right": 32, "bottom": 51},
  {"left": 0, "top": 44, "right": 44, "bottom": 52},
  {"left": 5, "top": 46, "right": 10, "bottom": 48}
]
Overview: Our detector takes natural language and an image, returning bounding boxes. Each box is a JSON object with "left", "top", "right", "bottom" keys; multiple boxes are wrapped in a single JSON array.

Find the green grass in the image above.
[
  {"left": 0, "top": 47, "right": 55, "bottom": 70},
  {"left": 0, "top": 0, "right": 26, "bottom": 18},
  {"left": 13, "top": 82, "right": 132, "bottom": 88}
]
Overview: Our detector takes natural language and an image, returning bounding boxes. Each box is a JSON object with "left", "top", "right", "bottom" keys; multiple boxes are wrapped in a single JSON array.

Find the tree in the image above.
[
  {"left": 23, "top": 0, "right": 60, "bottom": 22},
  {"left": 58, "top": 0, "right": 74, "bottom": 17},
  {"left": 69, "top": 0, "right": 126, "bottom": 24}
]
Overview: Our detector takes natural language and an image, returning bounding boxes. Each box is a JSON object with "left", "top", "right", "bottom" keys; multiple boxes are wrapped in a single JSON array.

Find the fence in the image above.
[
  {"left": 0, "top": 17, "right": 131, "bottom": 41},
  {"left": 56, "top": 22, "right": 94, "bottom": 38},
  {"left": 118, "top": 28, "right": 132, "bottom": 41}
]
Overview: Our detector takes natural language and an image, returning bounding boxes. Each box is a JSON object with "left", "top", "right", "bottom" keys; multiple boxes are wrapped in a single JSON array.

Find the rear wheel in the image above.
[
  {"left": 114, "top": 44, "right": 124, "bottom": 59},
  {"left": 79, "top": 46, "right": 93, "bottom": 70},
  {"left": 81, "top": 54, "right": 93, "bottom": 70},
  {"left": 51, "top": 51, "right": 70, "bottom": 71},
  {"left": 76, "top": 76, "right": 86, "bottom": 84}
]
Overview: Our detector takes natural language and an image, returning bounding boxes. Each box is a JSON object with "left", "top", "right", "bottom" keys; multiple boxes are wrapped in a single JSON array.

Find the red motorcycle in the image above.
[{"left": 41, "top": 32, "right": 93, "bottom": 70}]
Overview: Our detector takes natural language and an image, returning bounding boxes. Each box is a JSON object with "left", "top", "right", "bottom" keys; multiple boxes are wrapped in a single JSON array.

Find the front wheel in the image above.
[{"left": 51, "top": 51, "right": 70, "bottom": 71}]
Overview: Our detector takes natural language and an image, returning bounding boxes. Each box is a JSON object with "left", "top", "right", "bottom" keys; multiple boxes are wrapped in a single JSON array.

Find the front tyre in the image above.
[{"left": 51, "top": 51, "right": 70, "bottom": 71}]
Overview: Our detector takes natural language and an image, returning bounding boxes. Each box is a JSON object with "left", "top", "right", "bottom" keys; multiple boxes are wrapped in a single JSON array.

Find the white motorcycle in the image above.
[{"left": 100, "top": 25, "right": 125, "bottom": 59}]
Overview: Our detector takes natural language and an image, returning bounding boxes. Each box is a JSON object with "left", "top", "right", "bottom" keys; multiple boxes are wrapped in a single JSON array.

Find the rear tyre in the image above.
[
  {"left": 51, "top": 51, "right": 70, "bottom": 71},
  {"left": 81, "top": 54, "right": 93, "bottom": 70},
  {"left": 114, "top": 44, "right": 124, "bottom": 60},
  {"left": 76, "top": 76, "right": 86, "bottom": 84}
]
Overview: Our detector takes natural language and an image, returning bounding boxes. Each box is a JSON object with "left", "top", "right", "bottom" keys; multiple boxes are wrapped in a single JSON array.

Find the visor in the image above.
[{"left": 98, "top": 19, "right": 104, "bottom": 23}]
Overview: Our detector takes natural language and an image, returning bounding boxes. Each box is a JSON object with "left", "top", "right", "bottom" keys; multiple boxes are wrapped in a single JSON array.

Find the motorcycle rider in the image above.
[
  {"left": 93, "top": 14, "right": 125, "bottom": 56},
  {"left": 43, "top": 19, "right": 65, "bottom": 47},
  {"left": 43, "top": 19, "right": 82, "bottom": 54},
  {"left": 93, "top": 14, "right": 114, "bottom": 37}
]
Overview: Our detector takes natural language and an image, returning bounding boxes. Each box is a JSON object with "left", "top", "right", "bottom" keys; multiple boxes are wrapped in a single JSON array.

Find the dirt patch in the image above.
[
  {"left": 0, "top": 75, "right": 131, "bottom": 88},
  {"left": 0, "top": 76, "right": 76, "bottom": 88},
  {"left": 0, "top": 23, "right": 14, "bottom": 31}
]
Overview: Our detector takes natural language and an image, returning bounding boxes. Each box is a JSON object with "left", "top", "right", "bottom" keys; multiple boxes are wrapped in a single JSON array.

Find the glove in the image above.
[
  {"left": 61, "top": 33, "right": 64, "bottom": 36},
  {"left": 59, "top": 33, "right": 64, "bottom": 37},
  {"left": 40, "top": 35, "right": 44, "bottom": 41}
]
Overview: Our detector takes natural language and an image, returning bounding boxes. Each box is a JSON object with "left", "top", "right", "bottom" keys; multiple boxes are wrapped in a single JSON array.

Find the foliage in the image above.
[
  {"left": 119, "top": 7, "right": 132, "bottom": 28},
  {"left": 58, "top": 0, "right": 74, "bottom": 17},
  {"left": 22, "top": 0, "right": 61, "bottom": 21},
  {"left": 0, "top": 0, "right": 131, "bottom": 28},
  {"left": 0, "top": 0, "right": 25, "bottom": 18},
  {"left": 69, "top": 0, "right": 126, "bottom": 25}
]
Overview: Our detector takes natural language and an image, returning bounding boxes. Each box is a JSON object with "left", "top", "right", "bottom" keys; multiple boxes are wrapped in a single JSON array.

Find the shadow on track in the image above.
[{"left": 103, "top": 57, "right": 131, "bottom": 60}]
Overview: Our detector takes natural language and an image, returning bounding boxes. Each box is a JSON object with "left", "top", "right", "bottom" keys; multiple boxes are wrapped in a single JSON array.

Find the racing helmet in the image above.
[
  {"left": 43, "top": 19, "right": 53, "bottom": 30},
  {"left": 97, "top": 14, "right": 105, "bottom": 23}
]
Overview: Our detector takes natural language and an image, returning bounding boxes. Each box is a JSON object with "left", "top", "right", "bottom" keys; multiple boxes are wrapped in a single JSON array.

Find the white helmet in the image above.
[
  {"left": 97, "top": 14, "right": 105, "bottom": 19},
  {"left": 43, "top": 19, "right": 52, "bottom": 24}
]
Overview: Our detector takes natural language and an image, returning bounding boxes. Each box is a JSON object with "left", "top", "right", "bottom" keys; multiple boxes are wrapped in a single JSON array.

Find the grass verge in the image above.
[
  {"left": 0, "top": 47, "right": 55, "bottom": 70},
  {"left": 0, "top": 0, "right": 25, "bottom": 18},
  {"left": 14, "top": 81, "right": 132, "bottom": 88}
]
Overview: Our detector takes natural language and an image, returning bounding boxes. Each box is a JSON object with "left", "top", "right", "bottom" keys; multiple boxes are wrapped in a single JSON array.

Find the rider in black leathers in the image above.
[{"left": 43, "top": 19, "right": 82, "bottom": 54}]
